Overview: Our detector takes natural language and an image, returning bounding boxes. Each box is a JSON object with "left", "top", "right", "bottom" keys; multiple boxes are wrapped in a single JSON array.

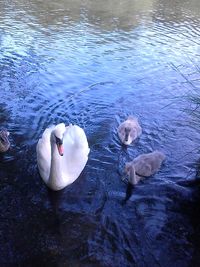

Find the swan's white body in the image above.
[{"left": 36, "top": 123, "right": 90, "bottom": 191}]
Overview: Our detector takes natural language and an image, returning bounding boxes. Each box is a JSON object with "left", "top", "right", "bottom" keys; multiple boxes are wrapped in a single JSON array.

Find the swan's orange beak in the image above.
[{"left": 57, "top": 144, "right": 64, "bottom": 156}]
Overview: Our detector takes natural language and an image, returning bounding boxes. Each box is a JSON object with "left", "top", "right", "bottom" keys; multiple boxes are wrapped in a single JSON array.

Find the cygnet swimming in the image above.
[
  {"left": 124, "top": 151, "right": 166, "bottom": 185},
  {"left": 118, "top": 116, "right": 142, "bottom": 145}
]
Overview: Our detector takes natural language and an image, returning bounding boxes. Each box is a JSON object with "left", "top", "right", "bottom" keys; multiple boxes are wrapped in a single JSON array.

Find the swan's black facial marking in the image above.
[
  {"left": 55, "top": 135, "right": 64, "bottom": 156},
  {"left": 55, "top": 136, "right": 63, "bottom": 146}
]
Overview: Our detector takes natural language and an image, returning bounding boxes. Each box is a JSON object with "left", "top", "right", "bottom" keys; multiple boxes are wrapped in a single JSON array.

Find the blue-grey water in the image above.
[{"left": 0, "top": 0, "right": 200, "bottom": 266}]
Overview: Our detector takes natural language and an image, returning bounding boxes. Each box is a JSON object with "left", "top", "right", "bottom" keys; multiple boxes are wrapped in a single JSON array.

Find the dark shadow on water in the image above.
[{"left": 121, "top": 183, "right": 134, "bottom": 205}]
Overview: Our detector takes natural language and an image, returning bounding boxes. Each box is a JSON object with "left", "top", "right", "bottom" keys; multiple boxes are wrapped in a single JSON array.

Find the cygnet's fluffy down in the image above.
[
  {"left": 118, "top": 116, "right": 142, "bottom": 145},
  {"left": 124, "top": 151, "right": 166, "bottom": 185}
]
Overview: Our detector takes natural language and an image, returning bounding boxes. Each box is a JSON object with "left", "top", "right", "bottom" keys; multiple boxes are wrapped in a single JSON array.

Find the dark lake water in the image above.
[{"left": 1, "top": 0, "right": 200, "bottom": 266}]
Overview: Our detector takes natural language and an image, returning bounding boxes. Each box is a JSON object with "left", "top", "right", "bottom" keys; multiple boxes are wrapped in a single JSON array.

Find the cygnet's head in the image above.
[
  {"left": 0, "top": 129, "right": 10, "bottom": 152},
  {"left": 52, "top": 123, "right": 65, "bottom": 156},
  {"left": 124, "top": 163, "right": 139, "bottom": 185},
  {"left": 124, "top": 163, "right": 131, "bottom": 176},
  {"left": 118, "top": 126, "right": 137, "bottom": 145}
]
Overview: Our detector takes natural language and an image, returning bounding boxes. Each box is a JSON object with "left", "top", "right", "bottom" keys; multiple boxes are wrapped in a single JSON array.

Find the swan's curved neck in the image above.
[{"left": 48, "top": 134, "right": 63, "bottom": 190}]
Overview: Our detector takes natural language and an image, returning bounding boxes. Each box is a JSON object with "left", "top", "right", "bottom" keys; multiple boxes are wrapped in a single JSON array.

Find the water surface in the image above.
[{"left": 0, "top": 0, "right": 200, "bottom": 266}]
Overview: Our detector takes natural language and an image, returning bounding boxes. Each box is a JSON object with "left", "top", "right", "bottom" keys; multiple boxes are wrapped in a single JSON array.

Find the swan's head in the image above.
[
  {"left": 0, "top": 129, "right": 10, "bottom": 152},
  {"left": 52, "top": 123, "right": 65, "bottom": 156}
]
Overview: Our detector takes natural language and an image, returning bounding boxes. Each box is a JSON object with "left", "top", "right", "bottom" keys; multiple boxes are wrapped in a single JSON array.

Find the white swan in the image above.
[
  {"left": 118, "top": 116, "right": 142, "bottom": 145},
  {"left": 124, "top": 151, "right": 165, "bottom": 185},
  {"left": 36, "top": 123, "right": 90, "bottom": 191}
]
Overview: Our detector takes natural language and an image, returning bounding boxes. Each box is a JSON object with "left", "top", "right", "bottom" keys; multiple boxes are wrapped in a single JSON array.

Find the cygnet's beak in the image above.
[{"left": 125, "top": 132, "right": 129, "bottom": 142}]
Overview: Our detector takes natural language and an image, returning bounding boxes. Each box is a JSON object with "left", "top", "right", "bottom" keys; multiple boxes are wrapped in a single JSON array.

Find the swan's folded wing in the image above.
[
  {"left": 62, "top": 145, "right": 89, "bottom": 181},
  {"left": 61, "top": 125, "right": 89, "bottom": 182},
  {"left": 36, "top": 126, "right": 54, "bottom": 183},
  {"left": 70, "top": 125, "right": 89, "bottom": 148}
]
